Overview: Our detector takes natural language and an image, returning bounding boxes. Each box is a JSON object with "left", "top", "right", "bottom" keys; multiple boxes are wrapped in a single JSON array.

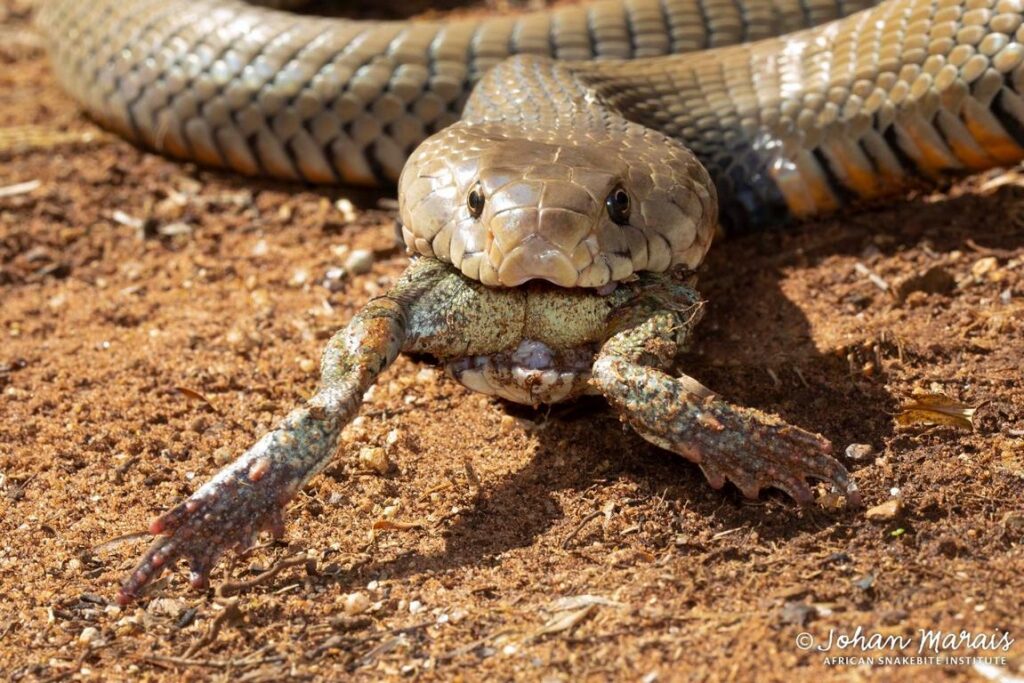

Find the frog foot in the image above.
[
  {"left": 117, "top": 419, "right": 321, "bottom": 605},
  {"left": 666, "top": 401, "right": 860, "bottom": 506},
  {"left": 593, "top": 357, "right": 860, "bottom": 506}
]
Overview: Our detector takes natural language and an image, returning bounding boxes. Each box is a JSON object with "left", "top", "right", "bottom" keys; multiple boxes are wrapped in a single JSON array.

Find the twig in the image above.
[
  {"left": 0, "top": 179, "right": 41, "bottom": 198},
  {"left": 142, "top": 654, "right": 284, "bottom": 670},
  {"left": 562, "top": 510, "right": 603, "bottom": 549},
  {"left": 854, "top": 262, "right": 890, "bottom": 292},
  {"left": 965, "top": 238, "right": 1018, "bottom": 259},
  {"left": 437, "top": 628, "right": 516, "bottom": 663},
  {"left": 217, "top": 554, "right": 310, "bottom": 598},
  {"left": 184, "top": 599, "right": 241, "bottom": 658}
]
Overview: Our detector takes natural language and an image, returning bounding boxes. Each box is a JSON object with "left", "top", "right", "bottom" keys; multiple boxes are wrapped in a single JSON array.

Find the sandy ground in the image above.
[{"left": 1, "top": 1, "right": 1023, "bottom": 681}]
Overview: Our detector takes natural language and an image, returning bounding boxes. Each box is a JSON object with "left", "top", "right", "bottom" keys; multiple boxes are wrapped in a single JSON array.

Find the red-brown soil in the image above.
[{"left": 1, "top": 1, "right": 1022, "bottom": 680}]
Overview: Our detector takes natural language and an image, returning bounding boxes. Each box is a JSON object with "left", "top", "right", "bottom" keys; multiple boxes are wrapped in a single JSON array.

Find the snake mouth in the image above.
[{"left": 494, "top": 236, "right": 581, "bottom": 287}]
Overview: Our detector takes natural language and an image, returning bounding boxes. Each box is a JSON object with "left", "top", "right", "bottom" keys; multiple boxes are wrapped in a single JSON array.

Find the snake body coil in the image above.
[{"left": 39, "top": 0, "right": 1024, "bottom": 283}]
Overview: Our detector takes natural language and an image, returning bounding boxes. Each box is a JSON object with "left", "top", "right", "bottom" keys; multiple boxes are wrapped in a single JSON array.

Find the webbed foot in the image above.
[
  {"left": 593, "top": 356, "right": 860, "bottom": 506},
  {"left": 118, "top": 408, "right": 336, "bottom": 604}
]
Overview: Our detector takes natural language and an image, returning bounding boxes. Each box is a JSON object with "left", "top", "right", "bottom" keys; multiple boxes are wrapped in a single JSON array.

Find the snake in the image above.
[
  {"left": 38, "top": 0, "right": 1024, "bottom": 603},
  {"left": 39, "top": 0, "right": 1024, "bottom": 290}
]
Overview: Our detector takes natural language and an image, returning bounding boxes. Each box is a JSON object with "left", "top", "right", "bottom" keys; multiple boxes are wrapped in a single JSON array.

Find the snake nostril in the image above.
[
  {"left": 467, "top": 183, "right": 485, "bottom": 218},
  {"left": 606, "top": 186, "right": 630, "bottom": 225}
]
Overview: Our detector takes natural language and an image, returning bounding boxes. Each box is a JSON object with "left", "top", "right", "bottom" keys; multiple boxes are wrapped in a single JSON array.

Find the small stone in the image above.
[
  {"left": 359, "top": 447, "right": 390, "bottom": 475},
  {"left": 780, "top": 601, "right": 816, "bottom": 626},
  {"left": 251, "top": 239, "right": 269, "bottom": 257},
  {"left": 78, "top": 627, "right": 100, "bottom": 646},
  {"left": 865, "top": 499, "right": 902, "bottom": 522},
  {"left": 449, "top": 608, "right": 468, "bottom": 624},
  {"left": 322, "top": 266, "right": 347, "bottom": 291},
  {"left": 335, "top": 198, "right": 357, "bottom": 223},
  {"left": 225, "top": 328, "right": 251, "bottom": 352},
  {"left": 344, "top": 249, "right": 374, "bottom": 275},
  {"left": 500, "top": 415, "right": 516, "bottom": 433},
  {"left": 146, "top": 597, "right": 188, "bottom": 618},
  {"left": 342, "top": 591, "right": 371, "bottom": 615},
  {"left": 845, "top": 443, "right": 874, "bottom": 460},
  {"left": 299, "top": 357, "right": 317, "bottom": 374},
  {"left": 904, "top": 290, "right": 929, "bottom": 308},
  {"left": 213, "top": 446, "right": 233, "bottom": 466},
  {"left": 971, "top": 256, "right": 998, "bottom": 278},
  {"left": 409, "top": 600, "right": 423, "bottom": 614},
  {"left": 289, "top": 268, "right": 309, "bottom": 287}
]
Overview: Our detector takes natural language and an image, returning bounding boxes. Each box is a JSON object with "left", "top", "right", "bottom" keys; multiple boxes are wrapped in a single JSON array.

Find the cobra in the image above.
[{"left": 36, "top": 0, "right": 1024, "bottom": 602}]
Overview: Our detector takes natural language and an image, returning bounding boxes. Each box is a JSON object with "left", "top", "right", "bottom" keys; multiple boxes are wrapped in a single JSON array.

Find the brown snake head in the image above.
[{"left": 398, "top": 118, "right": 718, "bottom": 289}]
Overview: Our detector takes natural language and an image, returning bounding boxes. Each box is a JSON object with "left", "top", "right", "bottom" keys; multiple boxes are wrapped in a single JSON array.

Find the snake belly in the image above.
[{"left": 38, "top": 0, "right": 1024, "bottom": 232}]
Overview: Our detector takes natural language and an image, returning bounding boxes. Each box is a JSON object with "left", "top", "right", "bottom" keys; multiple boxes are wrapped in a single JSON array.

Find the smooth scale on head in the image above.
[{"left": 398, "top": 114, "right": 719, "bottom": 289}]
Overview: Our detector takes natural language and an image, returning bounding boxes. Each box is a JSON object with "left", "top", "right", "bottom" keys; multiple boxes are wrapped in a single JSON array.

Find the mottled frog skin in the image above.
[{"left": 117, "top": 258, "right": 859, "bottom": 604}]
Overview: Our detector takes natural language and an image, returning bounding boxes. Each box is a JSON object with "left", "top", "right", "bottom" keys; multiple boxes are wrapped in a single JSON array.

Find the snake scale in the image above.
[
  {"left": 42, "top": 0, "right": 1024, "bottom": 234},
  {"left": 36, "top": 0, "right": 1024, "bottom": 601}
]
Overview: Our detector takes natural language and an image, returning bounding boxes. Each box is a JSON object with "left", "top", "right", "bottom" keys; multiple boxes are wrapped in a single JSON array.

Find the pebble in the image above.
[
  {"left": 323, "top": 266, "right": 347, "bottom": 291},
  {"left": 845, "top": 443, "right": 874, "bottom": 460},
  {"left": 78, "top": 627, "right": 100, "bottom": 646},
  {"left": 299, "top": 357, "right": 317, "bottom": 374},
  {"left": 213, "top": 446, "right": 234, "bottom": 466},
  {"left": 409, "top": 600, "right": 423, "bottom": 614},
  {"left": 359, "top": 446, "right": 390, "bottom": 475},
  {"left": 500, "top": 415, "right": 517, "bottom": 433},
  {"left": 865, "top": 499, "right": 902, "bottom": 522},
  {"left": 344, "top": 249, "right": 374, "bottom": 275},
  {"left": 342, "top": 591, "right": 371, "bottom": 615},
  {"left": 335, "top": 198, "right": 357, "bottom": 223},
  {"left": 971, "top": 256, "right": 998, "bottom": 279}
]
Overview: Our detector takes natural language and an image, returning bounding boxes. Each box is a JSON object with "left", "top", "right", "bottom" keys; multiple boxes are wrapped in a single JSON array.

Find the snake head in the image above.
[{"left": 398, "top": 120, "right": 718, "bottom": 288}]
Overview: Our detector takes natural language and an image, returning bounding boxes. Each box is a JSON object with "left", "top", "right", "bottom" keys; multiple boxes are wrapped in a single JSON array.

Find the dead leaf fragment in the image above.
[
  {"left": 895, "top": 392, "right": 976, "bottom": 430},
  {"left": 533, "top": 604, "right": 596, "bottom": 639},
  {"left": 547, "top": 595, "right": 624, "bottom": 612},
  {"left": 175, "top": 386, "right": 219, "bottom": 413}
]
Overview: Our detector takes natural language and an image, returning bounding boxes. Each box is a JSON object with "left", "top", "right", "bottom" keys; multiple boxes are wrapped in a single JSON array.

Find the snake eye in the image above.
[
  {"left": 467, "top": 184, "right": 485, "bottom": 218},
  {"left": 606, "top": 186, "right": 630, "bottom": 225}
]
